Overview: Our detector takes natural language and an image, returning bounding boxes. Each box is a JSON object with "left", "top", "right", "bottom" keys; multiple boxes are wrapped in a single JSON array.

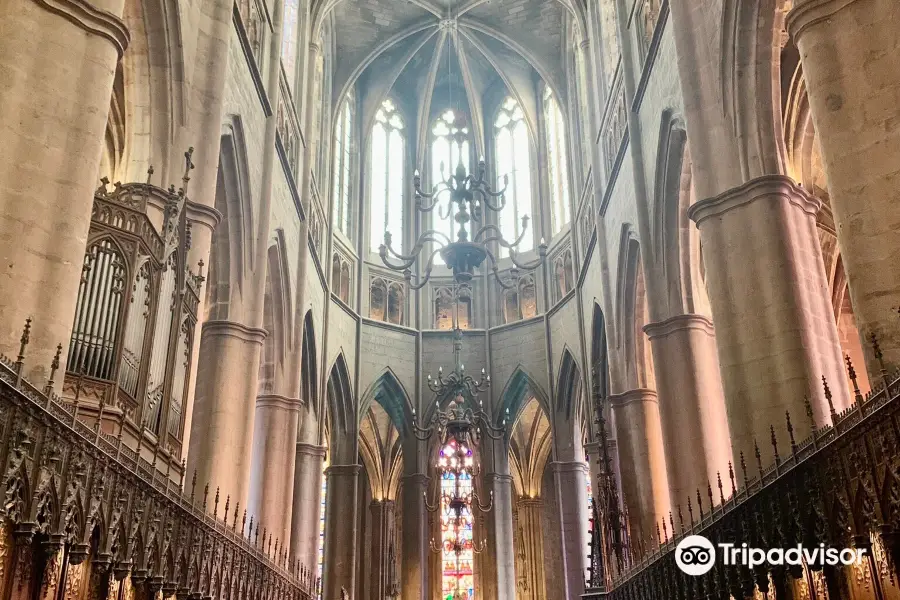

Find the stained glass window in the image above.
[
  {"left": 544, "top": 88, "right": 570, "bottom": 235},
  {"left": 332, "top": 98, "right": 353, "bottom": 236},
  {"left": 431, "top": 110, "right": 470, "bottom": 257},
  {"left": 440, "top": 439, "right": 475, "bottom": 600},
  {"left": 494, "top": 97, "right": 533, "bottom": 257},
  {"left": 370, "top": 99, "right": 405, "bottom": 253}
]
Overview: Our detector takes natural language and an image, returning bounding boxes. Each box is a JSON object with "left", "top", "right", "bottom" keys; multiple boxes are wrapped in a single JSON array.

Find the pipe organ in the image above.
[{"left": 64, "top": 157, "right": 204, "bottom": 469}]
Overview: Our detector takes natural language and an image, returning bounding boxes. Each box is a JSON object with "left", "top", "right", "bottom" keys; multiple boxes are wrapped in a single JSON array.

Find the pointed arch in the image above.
[
  {"left": 617, "top": 232, "right": 655, "bottom": 390},
  {"left": 301, "top": 311, "right": 319, "bottom": 408},
  {"left": 207, "top": 118, "right": 254, "bottom": 321},
  {"left": 653, "top": 112, "right": 699, "bottom": 316},
  {"left": 552, "top": 348, "right": 584, "bottom": 462},
  {"left": 590, "top": 303, "right": 610, "bottom": 399},
  {"left": 496, "top": 366, "right": 551, "bottom": 426},
  {"left": 326, "top": 353, "right": 355, "bottom": 462},
  {"left": 358, "top": 368, "right": 413, "bottom": 436},
  {"left": 258, "top": 232, "right": 292, "bottom": 394}
]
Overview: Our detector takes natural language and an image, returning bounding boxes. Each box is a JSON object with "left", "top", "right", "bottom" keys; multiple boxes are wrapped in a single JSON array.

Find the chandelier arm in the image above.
[
  {"left": 473, "top": 186, "right": 508, "bottom": 211},
  {"left": 384, "top": 231, "right": 450, "bottom": 262}
]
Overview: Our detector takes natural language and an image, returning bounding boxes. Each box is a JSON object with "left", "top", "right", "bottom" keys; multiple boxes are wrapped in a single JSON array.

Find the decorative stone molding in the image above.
[
  {"left": 608, "top": 388, "right": 658, "bottom": 408},
  {"left": 643, "top": 313, "right": 715, "bottom": 340},
  {"left": 256, "top": 394, "right": 303, "bottom": 411},
  {"left": 33, "top": 0, "right": 130, "bottom": 58},
  {"left": 687, "top": 174, "right": 821, "bottom": 226},
  {"left": 201, "top": 319, "right": 268, "bottom": 345},
  {"left": 185, "top": 200, "right": 223, "bottom": 234},
  {"left": 325, "top": 464, "right": 362, "bottom": 477},
  {"left": 484, "top": 473, "right": 515, "bottom": 483},
  {"left": 296, "top": 442, "right": 327, "bottom": 457},
  {"left": 400, "top": 472, "right": 430, "bottom": 487},
  {"left": 786, "top": 0, "right": 860, "bottom": 40},
  {"left": 549, "top": 461, "right": 590, "bottom": 475}
]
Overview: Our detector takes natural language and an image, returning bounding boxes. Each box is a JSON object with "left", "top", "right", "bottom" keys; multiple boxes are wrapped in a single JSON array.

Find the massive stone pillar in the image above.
[
  {"left": 248, "top": 394, "right": 301, "bottom": 544},
  {"left": 400, "top": 473, "right": 428, "bottom": 600},
  {"left": 787, "top": 0, "right": 900, "bottom": 379},
  {"left": 290, "top": 442, "right": 326, "bottom": 571},
  {"left": 514, "top": 497, "right": 545, "bottom": 600},
  {"left": 0, "top": 0, "right": 128, "bottom": 390},
  {"left": 484, "top": 471, "right": 516, "bottom": 600},
  {"left": 186, "top": 320, "right": 265, "bottom": 510},
  {"left": 688, "top": 175, "right": 851, "bottom": 465},
  {"left": 551, "top": 461, "right": 590, "bottom": 600},
  {"left": 644, "top": 315, "right": 731, "bottom": 507},
  {"left": 367, "top": 500, "right": 396, "bottom": 600},
  {"left": 609, "top": 389, "right": 670, "bottom": 551},
  {"left": 322, "top": 464, "right": 360, "bottom": 600}
]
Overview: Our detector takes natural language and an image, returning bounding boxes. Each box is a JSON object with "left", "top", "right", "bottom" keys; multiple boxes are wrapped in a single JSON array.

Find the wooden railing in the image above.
[
  {"left": 0, "top": 320, "right": 319, "bottom": 600},
  {"left": 588, "top": 340, "right": 900, "bottom": 600}
]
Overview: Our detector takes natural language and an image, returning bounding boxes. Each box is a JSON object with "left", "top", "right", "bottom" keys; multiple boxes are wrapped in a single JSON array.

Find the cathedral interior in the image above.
[{"left": 0, "top": 0, "right": 899, "bottom": 599}]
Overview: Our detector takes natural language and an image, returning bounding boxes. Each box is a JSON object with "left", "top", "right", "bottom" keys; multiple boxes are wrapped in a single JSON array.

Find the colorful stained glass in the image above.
[{"left": 440, "top": 440, "right": 476, "bottom": 600}]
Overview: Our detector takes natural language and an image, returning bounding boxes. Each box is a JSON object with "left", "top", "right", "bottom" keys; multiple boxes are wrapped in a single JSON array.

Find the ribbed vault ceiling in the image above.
[{"left": 318, "top": 0, "right": 585, "bottom": 156}]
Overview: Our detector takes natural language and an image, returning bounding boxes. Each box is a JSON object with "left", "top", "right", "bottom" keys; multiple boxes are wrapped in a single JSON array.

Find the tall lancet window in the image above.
[
  {"left": 370, "top": 99, "right": 405, "bottom": 253},
  {"left": 544, "top": 87, "right": 570, "bottom": 234},
  {"left": 494, "top": 97, "right": 533, "bottom": 257},
  {"left": 332, "top": 97, "right": 353, "bottom": 236},
  {"left": 431, "top": 109, "right": 470, "bottom": 250}
]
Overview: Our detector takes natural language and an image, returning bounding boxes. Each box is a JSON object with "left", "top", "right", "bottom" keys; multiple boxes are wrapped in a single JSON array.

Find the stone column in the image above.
[
  {"left": 484, "top": 472, "right": 516, "bottom": 600},
  {"left": 322, "top": 464, "right": 360, "bottom": 600},
  {"left": 248, "top": 394, "right": 301, "bottom": 544},
  {"left": 367, "top": 500, "right": 396, "bottom": 600},
  {"left": 514, "top": 497, "right": 545, "bottom": 600},
  {"left": 609, "top": 389, "right": 670, "bottom": 550},
  {"left": 786, "top": 0, "right": 900, "bottom": 378},
  {"left": 0, "top": 0, "right": 128, "bottom": 390},
  {"left": 179, "top": 201, "right": 222, "bottom": 456},
  {"left": 186, "top": 320, "right": 266, "bottom": 511},
  {"left": 688, "top": 175, "right": 851, "bottom": 466},
  {"left": 644, "top": 314, "right": 731, "bottom": 507},
  {"left": 290, "top": 442, "right": 326, "bottom": 571},
  {"left": 551, "top": 461, "right": 589, "bottom": 600},
  {"left": 400, "top": 473, "right": 428, "bottom": 600}
]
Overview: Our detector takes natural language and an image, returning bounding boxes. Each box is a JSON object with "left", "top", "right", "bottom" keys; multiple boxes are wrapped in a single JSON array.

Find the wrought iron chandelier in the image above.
[{"left": 378, "top": 112, "right": 547, "bottom": 291}]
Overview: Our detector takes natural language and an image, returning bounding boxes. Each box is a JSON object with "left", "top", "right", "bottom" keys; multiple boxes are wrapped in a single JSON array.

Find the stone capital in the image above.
[
  {"left": 33, "top": 0, "right": 130, "bottom": 58},
  {"left": 516, "top": 496, "right": 544, "bottom": 508},
  {"left": 185, "top": 200, "right": 223, "bottom": 233},
  {"left": 484, "top": 473, "right": 514, "bottom": 484},
  {"left": 688, "top": 175, "right": 820, "bottom": 227},
  {"left": 550, "top": 461, "right": 589, "bottom": 475},
  {"left": 643, "top": 313, "right": 715, "bottom": 340},
  {"left": 400, "top": 473, "right": 430, "bottom": 487},
  {"left": 786, "top": 0, "right": 860, "bottom": 40},
  {"left": 370, "top": 499, "right": 396, "bottom": 511},
  {"left": 608, "top": 388, "right": 658, "bottom": 408},
  {"left": 201, "top": 320, "right": 267, "bottom": 345},
  {"left": 296, "top": 443, "right": 327, "bottom": 458},
  {"left": 256, "top": 394, "right": 302, "bottom": 412},
  {"left": 325, "top": 464, "right": 362, "bottom": 478}
]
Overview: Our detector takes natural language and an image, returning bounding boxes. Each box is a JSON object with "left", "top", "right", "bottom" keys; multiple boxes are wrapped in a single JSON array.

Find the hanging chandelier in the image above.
[{"left": 378, "top": 110, "right": 547, "bottom": 291}]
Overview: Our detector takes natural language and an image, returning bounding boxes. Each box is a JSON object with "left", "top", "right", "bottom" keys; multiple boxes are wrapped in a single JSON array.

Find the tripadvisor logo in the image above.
[
  {"left": 676, "top": 536, "right": 716, "bottom": 576},
  {"left": 675, "top": 535, "right": 866, "bottom": 576}
]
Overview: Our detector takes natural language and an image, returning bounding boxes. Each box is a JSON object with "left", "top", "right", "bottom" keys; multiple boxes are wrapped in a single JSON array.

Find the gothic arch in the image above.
[
  {"left": 720, "top": 0, "right": 791, "bottom": 179},
  {"left": 258, "top": 232, "right": 293, "bottom": 395},
  {"left": 206, "top": 118, "right": 254, "bottom": 321},
  {"left": 358, "top": 368, "right": 413, "bottom": 436},
  {"left": 496, "top": 366, "right": 551, "bottom": 427},
  {"left": 552, "top": 349, "right": 583, "bottom": 462},
  {"left": 508, "top": 395, "right": 553, "bottom": 498},
  {"left": 110, "top": 0, "right": 184, "bottom": 183},
  {"left": 617, "top": 231, "right": 654, "bottom": 390},
  {"left": 326, "top": 353, "right": 355, "bottom": 463},
  {"left": 301, "top": 311, "right": 319, "bottom": 407},
  {"left": 589, "top": 303, "right": 609, "bottom": 398}
]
